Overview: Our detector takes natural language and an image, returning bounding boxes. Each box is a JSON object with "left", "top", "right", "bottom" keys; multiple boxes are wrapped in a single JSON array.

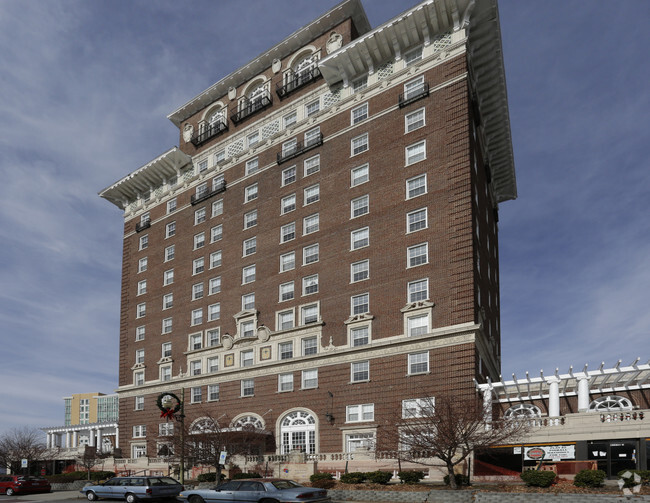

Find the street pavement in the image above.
[{"left": 2, "top": 490, "right": 82, "bottom": 502}]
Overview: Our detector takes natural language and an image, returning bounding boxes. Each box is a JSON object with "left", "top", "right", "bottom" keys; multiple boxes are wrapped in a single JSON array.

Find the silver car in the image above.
[
  {"left": 177, "top": 478, "right": 330, "bottom": 503},
  {"left": 81, "top": 476, "right": 184, "bottom": 503}
]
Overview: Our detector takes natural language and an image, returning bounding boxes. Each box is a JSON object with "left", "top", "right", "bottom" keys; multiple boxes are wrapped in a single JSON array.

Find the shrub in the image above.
[
  {"left": 398, "top": 471, "right": 425, "bottom": 484},
  {"left": 365, "top": 471, "right": 392, "bottom": 485},
  {"left": 520, "top": 470, "right": 556, "bottom": 487},
  {"left": 616, "top": 469, "right": 650, "bottom": 487},
  {"left": 197, "top": 472, "right": 225, "bottom": 483},
  {"left": 310, "top": 472, "right": 334, "bottom": 482},
  {"left": 340, "top": 472, "right": 366, "bottom": 484},
  {"left": 232, "top": 472, "right": 261, "bottom": 480},
  {"left": 443, "top": 474, "right": 470, "bottom": 487},
  {"left": 91, "top": 471, "right": 116, "bottom": 481},
  {"left": 573, "top": 469, "right": 606, "bottom": 488}
]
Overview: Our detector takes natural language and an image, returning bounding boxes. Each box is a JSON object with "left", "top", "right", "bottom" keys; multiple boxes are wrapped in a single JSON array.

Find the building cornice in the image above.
[{"left": 166, "top": 0, "right": 371, "bottom": 128}]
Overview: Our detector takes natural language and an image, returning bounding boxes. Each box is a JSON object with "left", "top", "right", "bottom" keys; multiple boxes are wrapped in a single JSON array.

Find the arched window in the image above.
[
  {"left": 504, "top": 403, "right": 542, "bottom": 419},
  {"left": 280, "top": 410, "right": 316, "bottom": 454},
  {"left": 588, "top": 395, "right": 633, "bottom": 412},
  {"left": 189, "top": 417, "right": 220, "bottom": 434},
  {"left": 231, "top": 415, "right": 264, "bottom": 431},
  {"left": 208, "top": 109, "right": 225, "bottom": 129}
]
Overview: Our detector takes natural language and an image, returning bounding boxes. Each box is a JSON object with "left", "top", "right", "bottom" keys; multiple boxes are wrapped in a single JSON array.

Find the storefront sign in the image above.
[{"left": 524, "top": 445, "right": 575, "bottom": 461}]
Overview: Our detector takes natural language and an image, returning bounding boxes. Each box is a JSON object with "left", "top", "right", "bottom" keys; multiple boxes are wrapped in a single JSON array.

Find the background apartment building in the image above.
[{"left": 100, "top": 0, "right": 515, "bottom": 465}]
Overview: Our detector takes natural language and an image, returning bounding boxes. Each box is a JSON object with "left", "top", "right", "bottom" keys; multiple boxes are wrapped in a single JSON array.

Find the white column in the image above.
[
  {"left": 482, "top": 386, "right": 493, "bottom": 430},
  {"left": 88, "top": 428, "right": 95, "bottom": 447},
  {"left": 115, "top": 426, "right": 119, "bottom": 449},
  {"left": 72, "top": 430, "right": 79, "bottom": 448},
  {"left": 66, "top": 431, "right": 71, "bottom": 448},
  {"left": 578, "top": 377, "right": 590, "bottom": 412},
  {"left": 97, "top": 428, "right": 103, "bottom": 453},
  {"left": 547, "top": 378, "right": 560, "bottom": 417},
  {"left": 46, "top": 433, "right": 52, "bottom": 449}
]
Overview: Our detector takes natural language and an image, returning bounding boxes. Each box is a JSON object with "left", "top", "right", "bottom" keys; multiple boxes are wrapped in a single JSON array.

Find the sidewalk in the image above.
[{"left": 14, "top": 490, "right": 82, "bottom": 501}]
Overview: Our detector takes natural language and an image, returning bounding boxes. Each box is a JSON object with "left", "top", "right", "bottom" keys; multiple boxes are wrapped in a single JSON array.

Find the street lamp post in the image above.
[{"left": 157, "top": 390, "right": 185, "bottom": 484}]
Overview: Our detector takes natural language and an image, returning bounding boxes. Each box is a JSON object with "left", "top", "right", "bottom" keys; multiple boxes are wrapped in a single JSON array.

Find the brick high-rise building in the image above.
[{"left": 100, "top": 0, "right": 515, "bottom": 466}]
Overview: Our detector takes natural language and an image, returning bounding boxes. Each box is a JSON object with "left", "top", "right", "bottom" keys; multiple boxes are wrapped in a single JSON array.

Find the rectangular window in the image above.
[
  {"left": 351, "top": 103, "right": 368, "bottom": 124},
  {"left": 210, "top": 251, "right": 222, "bottom": 269},
  {"left": 207, "top": 329, "right": 220, "bottom": 347},
  {"left": 281, "top": 194, "right": 296, "bottom": 214},
  {"left": 135, "top": 349, "right": 145, "bottom": 364},
  {"left": 351, "top": 164, "right": 369, "bottom": 187},
  {"left": 208, "top": 384, "right": 220, "bottom": 401},
  {"left": 133, "top": 425, "right": 147, "bottom": 438},
  {"left": 404, "top": 46, "right": 423, "bottom": 66},
  {"left": 406, "top": 140, "right": 426, "bottom": 165},
  {"left": 162, "top": 317, "right": 172, "bottom": 334},
  {"left": 302, "top": 369, "right": 318, "bottom": 389},
  {"left": 404, "top": 76, "right": 425, "bottom": 100},
  {"left": 245, "top": 183, "right": 258, "bottom": 202},
  {"left": 197, "top": 160, "right": 208, "bottom": 173},
  {"left": 302, "top": 274, "right": 318, "bottom": 295},
  {"left": 210, "top": 225, "right": 223, "bottom": 243},
  {"left": 192, "top": 283, "right": 204, "bottom": 300},
  {"left": 247, "top": 133, "right": 260, "bottom": 149},
  {"left": 278, "top": 373, "right": 293, "bottom": 392},
  {"left": 301, "top": 304, "right": 318, "bottom": 324},
  {"left": 166, "top": 221, "right": 176, "bottom": 238},
  {"left": 305, "top": 127, "right": 321, "bottom": 147},
  {"left": 408, "top": 279, "right": 429, "bottom": 302},
  {"left": 305, "top": 99, "right": 320, "bottom": 117},
  {"left": 351, "top": 227, "right": 369, "bottom": 250},
  {"left": 351, "top": 326, "right": 369, "bottom": 346},
  {"left": 303, "top": 214, "right": 319, "bottom": 235},
  {"left": 190, "top": 360, "right": 202, "bottom": 376},
  {"left": 279, "top": 341, "right": 293, "bottom": 360},
  {"left": 407, "top": 174, "right": 427, "bottom": 199},
  {"left": 279, "top": 281, "right": 294, "bottom": 302},
  {"left": 196, "top": 182, "right": 208, "bottom": 199},
  {"left": 408, "top": 313, "right": 429, "bottom": 337},
  {"left": 241, "top": 349, "right": 254, "bottom": 367},
  {"left": 167, "top": 198, "right": 177, "bottom": 213},
  {"left": 278, "top": 310, "right": 294, "bottom": 330},
  {"left": 244, "top": 210, "right": 258, "bottom": 229},
  {"left": 138, "top": 257, "right": 147, "bottom": 273},
  {"left": 303, "top": 243, "right": 319, "bottom": 265},
  {"left": 136, "top": 303, "right": 146, "bottom": 318},
  {"left": 242, "top": 293, "right": 255, "bottom": 310},
  {"left": 351, "top": 260, "right": 369, "bottom": 282},
  {"left": 352, "top": 75, "right": 368, "bottom": 92},
  {"left": 194, "top": 232, "right": 205, "bottom": 249},
  {"left": 162, "top": 342, "right": 172, "bottom": 358},
  {"left": 139, "top": 234, "right": 148, "bottom": 250},
  {"left": 137, "top": 280, "right": 147, "bottom": 295},
  {"left": 191, "top": 386, "right": 202, "bottom": 403},
  {"left": 242, "top": 264, "right": 256, "bottom": 284},
  {"left": 282, "top": 166, "right": 296, "bottom": 186},
  {"left": 304, "top": 184, "right": 319, "bottom": 205},
  {"left": 191, "top": 308, "right": 203, "bottom": 326},
  {"left": 159, "top": 422, "right": 174, "bottom": 437},
  {"left": 214, "top": 149, "right": 226, "bottom": 164},
  {"left": 243, "top": 237, "right": 257, "bottom": 257},
  {"left": 283, "top": 111, "right": 297, "bottom": 128},
  {"left": 351, "top": 195, "right": 369, "bottom": 218},
  {"left": 407, "top": 208, "right": 428, "bottom": 232},
  {"left": 352, "top": 361, "right": 369, "bottom": 382},
  {"left": 242, "top": 378, "right": 254, "bottom": 397},
  {"left": 134, "top": 371, "right": 144, "bottom": 386},
  {"left": 408, "top": 243, "right": 428, "bottom": 267},
  {"left": 351, "top": 133, "right": 368, "bottom": 156},
  {"left": 246, "top": 157, "right": 259, "bottom": 175},
  {"left": 280, "top": 251, "right": 295, "bottom": 272},
  {"left": 160, "top": 366, "right": 171, "bottom": 382},
  {"left": 281, "top": 222, "right": 296, "bottom": 243},
  {"left": 351, "top": 293, "right": 369, "bottom": 315},
  {"left": 165, "top": 245, "right": 175, "bottom": 262},
  {"left": 346, "top": 403, "right": 374, "bottom": 422},
  {"left": 135, "top": 326, "right": 145, "bottom": 341},
  {"left": 304, "top": 155, "right": 320, "bottom": 176},
  {"left": 195, "top": 207, "right": 206, "bottom": 224},
  {"left": 208, "top": 303, "right": 220, "bottom": 321},
  {"left": 135, "top": 396, "right": 144, "bottom": 410},
  {"left": 302, "top": 337, "right": 317, "bottom": 355},
  {"left": 212, "top": 199, "right": 223, "bottom": 217},
  {"left": 193, "top": 257, "right": 205, "bottom": 275},
  {"left": 409, "top": 351, "right": 429, "bottom": 374},
  {"left": 190, "top": 333, "right": 202, "bottom": 350},
  {"left": 405, "top": 108, "right": 425, "bottom": 132}
]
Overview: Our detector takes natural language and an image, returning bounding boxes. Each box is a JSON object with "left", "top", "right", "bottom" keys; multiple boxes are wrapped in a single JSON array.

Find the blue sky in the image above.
[{"left": 0, "top": 0, "right": 648, "bottom": 436}]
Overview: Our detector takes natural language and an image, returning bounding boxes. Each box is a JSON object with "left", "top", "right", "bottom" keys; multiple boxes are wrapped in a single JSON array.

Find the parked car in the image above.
[
  {"left": 177, "top": 478, "right": 330, "bottom": 503},
  {"left": 80, "top": 476, "right": 184, "bottom": 503},
  {"left": 0, "top": 475, "right": 51, "bottom": 496}
]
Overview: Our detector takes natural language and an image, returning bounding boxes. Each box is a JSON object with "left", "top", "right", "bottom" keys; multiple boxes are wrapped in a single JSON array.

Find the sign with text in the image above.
[{"left": 524, "top": 445, "right": 575, "bottom": 461}]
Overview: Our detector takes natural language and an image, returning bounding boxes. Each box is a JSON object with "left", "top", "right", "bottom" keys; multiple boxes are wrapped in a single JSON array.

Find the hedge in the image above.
[
  {"left": 398, "top": 471, "right": 425, "bottom": 484},
  {"left": 520, "top": 470, "right": 556, "bottom": 487}
]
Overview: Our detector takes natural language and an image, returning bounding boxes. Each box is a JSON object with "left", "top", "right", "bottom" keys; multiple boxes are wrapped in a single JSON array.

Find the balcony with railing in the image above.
[
  {"left": 230, "top": 91, "right": 273, "bottom": 124},
  {"left": 191, "top": 180, "right": 227, "bottom": 206},
  {"left": 277, "top": 133, "right": 323, "bottom": 164},
  {"left": 191, "top": 118, "right": 228, "bottom": 147},
  {"left": 276, "top": 67, "right": 322, "bottom": 100},
  {"left": 135, "top": 219, "right": 151, "bottom": 233},
  {"left": 398, "top": 82, "right": 430, "bottom": 108}
]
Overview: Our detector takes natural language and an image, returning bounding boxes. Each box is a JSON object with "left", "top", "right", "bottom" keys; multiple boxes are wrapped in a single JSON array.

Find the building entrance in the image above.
[{"left": 587, "top": 439, "right": 638, "bottom": 478}]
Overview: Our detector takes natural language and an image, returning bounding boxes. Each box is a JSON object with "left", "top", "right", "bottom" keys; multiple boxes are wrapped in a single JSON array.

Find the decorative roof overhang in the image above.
[
  {"left": 99, "top": 147, "right": 192, "bottom": 209},
  {"left": 319, "top": 0, "right": 516, "bottom": 203},
  {"left": 476, "top": 359, "right": 650, "bottom": 402},
  {"left": 167, "top": 0, "right": 371, "bottom": 128}
]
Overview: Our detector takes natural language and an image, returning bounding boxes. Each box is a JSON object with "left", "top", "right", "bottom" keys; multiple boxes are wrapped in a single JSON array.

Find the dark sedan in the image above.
[{"left": 177, "top": 478, "right": 330, "bottom": 503}]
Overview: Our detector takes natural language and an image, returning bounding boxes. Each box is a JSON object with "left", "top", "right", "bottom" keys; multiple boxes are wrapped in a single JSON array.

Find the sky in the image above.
[{"left": 0, "top": 0, "right": 648, "bottom": 437}]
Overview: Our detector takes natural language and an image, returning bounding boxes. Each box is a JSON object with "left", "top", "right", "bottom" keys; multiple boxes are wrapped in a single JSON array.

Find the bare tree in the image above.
[
  {"left": 76, "top": 446, "right": 109, "bottom": 480},
  {"left": 0, "top": 427, "right": 47, "bottom": 474},
  {"left": 380, "top": 393, "right": 529, "bottom": 489}
]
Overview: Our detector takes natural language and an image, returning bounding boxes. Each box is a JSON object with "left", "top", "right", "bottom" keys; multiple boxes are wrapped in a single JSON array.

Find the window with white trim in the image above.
[
  {"left": 351, "top": 195, "right": 369, "bottom": 218},
  {"left": 304, "top": 155, "right": 320, "bottom": 177},
  {"left": 136, "top": 303, "right": 146, "bottom": 318},
  {"left": 352, "top": 75, "right": 367, "bottom": 92},
  {"left": 305, "top": 99, "right": 320, "bottom": 117},
  {"left": 162, "top": 293, "right": 173, "bottom": 310},
  {"left": 407, "top": 313, "right": 429, "bottom": 337},
  {"left": 346, "top": 432, "right": 375, "bottom": 453},
  {"left": 408, "top": 278, "right": 429, "bottom": 302},
  {"left": 351, "top": 260, "right": 369, "bottom": 282},
  {"left": 351, "top": 361, "right": 369, "bottom": 382},
  {"left": 132, "top": 444, "right": 147, "bottom": 458},
  {"left": 406, "top": 140, "right": 426, "bottom": 165},
  {"left": 208, "top": 303, "right": 220, "bottom": 321},
  {"left": 408, "top": 351, "right": 429, "bottom": 374},
  {"left": 137, "top": 280, "right": 147, "bottom": 295},
  {"left": 160, "top": 366, "right": 171, "bottom": 382},
  {"left": 245, "top": 156, "right": 259, "bottom": 174},
  {"left": 194, "top": 207, "right": 206, "bottom": 225},
  {"left": 133, "top": 425, "right": 147, "bottom": 438},
  {"left": 134, "top": 371, "right": 144, "bottom": 386},
  {"left": 404, "top": 76, "right": 425, "bottom": 101},
  {"left": 135, "top": 349, "right": 145, "bottom": 364},
  {"left": 138, "top": 257, "right": 147, "bottom": 273},
  {"left": 189, "top": 333, "right": 202, "bottom": 350},
  {"left": 407, "top": 208, "right": 428, "bottom": 232},
  {"left": 304, "top": 184, "right": 319, "bottom": 205},
  {"left": 278, "top": 310, "right": 294, "bottom": 330},
  {"left": 305, "top": 127, "right": 321, "bottom": 147},
  {"left": 302, "top": 369, "right": 318, "bottom": 389},
  {"left": 407, "top": 243, "right": 428, "bottom": 267},
  {"left": 282, "top": 166, "right": 296, "bottom": 186},
  {"left": 192, "top": 283, "right": 203, "bottom": 300},
  {"left": 139, "top": 234, "right": 148, "bottom": 250},
  {"left": 351, "top": 164, "right": 369, "bottom": 186},
  {"left": 279, "top": 341, "right": 293, "bottom": 360},
  {"left": 279, "top": 281, "right": 294, "bottom": 302},
  {"left": 242, "top": 265, "right": 256, "bottom": 284},
  {"left": 194, "top": 232, "right": 205, "bottom": 249},
  {"left": 302, "top": 274, "right": 318, "bottom": 296},
  {"left": 193, "top": 257, "right": 205, "bottom": 275},
  {"left": 279, "top": 373, "right": 294, "bottom": 392},
  {"left": 404, "top": 46, "right": 423, "bottom": 66},
  {"left": 162, "top": 317, "right": 172, "bottom": 334},
  {"left": 210, "top": 251, "right": 222, "bottom": 269},
  {"left": 212, "top": 199, "right": 223, "bottom": 217},
  {"left": 159, "top": 422, "right": 174, "bottom": 436},
  {"left": 166, "top": 221, "right": 176, "bottom": 238},
  {"left": 167, "top": 198, "right": 177, "bottom": 214},
  {"left": 161, "top": 342, "right": 172, "bottom": 358},
  {"left": 351, "top": 133, "right": 368, "bottom": 156},
  {"left": 406, "top": 174, "right": 427, "bottom": 199},
  {"left": 135, "top": 396, "right": 144, "bottom": 411},
  {"left": 207, "top": 329, "right": 220, "bottom": 347},
  {"left": 281, "top": 222, "right": 296, "bottom": 242},
  {"left": 208, "top": 384, "right": 220, "bottom": 401},
  {"left": 241, "top": 349, "right": 254, "bottom": 367},
  {"left": 241, "top": 378, "right": 254, "bottom": 397},
  {"left": 210, "top": 225, "right": 222, "bottom": 243},
  {"left": 351, "top": 326, "right": 369, "bottom": 346},
  {"left": 282, "top": 194, "right": 296, "bottom": 214},
  {"left": 405, "top": 108, "right": 425, "bottom": 133},
  {"left": 191, "top": 386, "right": 202, "bottom": 403},
  {"left": 190, "top": 360, "right": 202, "bottom": 376},
  {"left": 245, "top": 183, "right": 258, "bottom": 202},
  {"left": 346, "top": 403, "right": 374, "bottom": 422},
  {"left": 402, "top": 397, "right": 435, "bottom": 418},
  {"left": 191, "top": 308, "right": 203, "bottom": 326},
  {"left": 242, "top": 293, "right": 255, "bottom": 310},
  {"left": 303, "top": 243, "right": 319, "bottom": 265},
  {"left": 303, "top": 214, "right": 319, "bottom": 235},
  {"left": 302, "top": 336, "right": 317, "bottom": 355},
  {"left": 164, "top": 245, "right": 175, "bottom": 262},
  {"left": 351, "top": 103, "right": 368, "bottom": 124},
  {"left": 280, "top": 251, "right": 296, "bottom": 272},
  {"left": 244, "top": 210, "right": 257, "bottom": 229},
  {"left": 351, "top": 227, "right": 369, "bottom": 250},
  {"left": 135, "top": 326, "right": 145, "bottom": 341},
  {"left": 301, "top": 304, "right": 318, "bottom": 324},
  {"left": 243, "top": 237, "right": 256, "bottom": 257},
  {"left": 283, "top": 111, "right": 297, "bottom": 129},
  {"left": 351, "top": 294, "right": 369, "bottom": 315}
]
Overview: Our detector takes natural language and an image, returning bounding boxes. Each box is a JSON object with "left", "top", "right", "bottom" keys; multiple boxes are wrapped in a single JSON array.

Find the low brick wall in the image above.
[
  {"left": 328, "top": 489, "right": 650, "bottom": 503},
  {"left": 51, "top": 480, "right": 90, "bottom": 491}
]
